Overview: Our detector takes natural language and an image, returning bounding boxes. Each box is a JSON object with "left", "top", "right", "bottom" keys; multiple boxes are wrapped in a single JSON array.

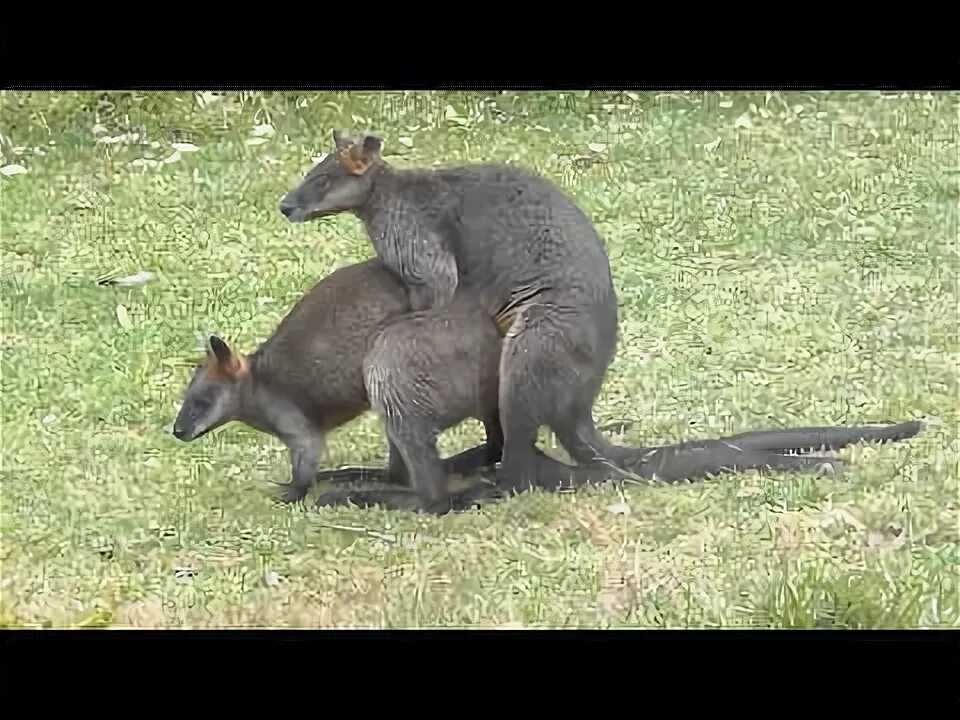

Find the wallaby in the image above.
[
  {"left": 170, "top": 258, "right": 505, "bottom": 504},
  {"left": 277, "top": 129, "right": 926, "bottom": 513}
]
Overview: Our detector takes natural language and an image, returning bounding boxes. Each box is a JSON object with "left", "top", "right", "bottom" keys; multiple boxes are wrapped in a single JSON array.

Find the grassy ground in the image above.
[{"left": 1, "top": 90, "right": 957, "bottom": 629}]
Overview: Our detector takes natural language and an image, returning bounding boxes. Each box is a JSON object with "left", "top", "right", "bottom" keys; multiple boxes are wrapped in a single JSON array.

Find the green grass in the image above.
[{"left": 1, "top": 90, "right": 958, "bottom": 629}]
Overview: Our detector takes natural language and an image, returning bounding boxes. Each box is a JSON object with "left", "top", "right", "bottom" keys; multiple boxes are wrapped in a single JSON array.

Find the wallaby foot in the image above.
[
  {"left": 273, "top": 481, "right": 311, "bottom": 504},
  {"left": 443, "top": 443, "right": 501, "bottom": 476},
  {"left": 314, "top": 481, "right": 501, "bottom": 514},
  {"left": 314, "top": 486, "right": 425, "bottom": 512}
]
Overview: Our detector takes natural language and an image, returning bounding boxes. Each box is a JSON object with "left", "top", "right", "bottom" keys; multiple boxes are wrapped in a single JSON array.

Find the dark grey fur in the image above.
[{"left": 278, "top": 129, "right": 927, "bottom": 514}]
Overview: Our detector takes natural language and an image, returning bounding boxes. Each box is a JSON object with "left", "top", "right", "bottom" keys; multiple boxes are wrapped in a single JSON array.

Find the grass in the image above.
[{"left": 0, "top": 89, "right": 958, "bottom": 629}]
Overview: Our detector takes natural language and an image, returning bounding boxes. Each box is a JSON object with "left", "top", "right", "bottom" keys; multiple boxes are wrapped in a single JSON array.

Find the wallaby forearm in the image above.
[{"left": 363, "top": 211, "right": 458, "bottom": 312}]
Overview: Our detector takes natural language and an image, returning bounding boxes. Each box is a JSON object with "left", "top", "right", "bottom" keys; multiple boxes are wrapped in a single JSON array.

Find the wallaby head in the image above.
[
  {"left": 279, "top": 129, "right": 384, "bottom": 223},
  {"left": 172, "top": 335, "right": 250, "bottom": 442}
]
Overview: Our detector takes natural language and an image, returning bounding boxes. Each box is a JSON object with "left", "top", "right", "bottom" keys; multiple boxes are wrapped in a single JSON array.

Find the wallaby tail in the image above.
[
  {"left": 716, "top": 419, "right": 927, "bottom": 455},
  {"left": 543, "top": 417, "right": 931, "bottom": 491},
  {"left": 621, "top": 441, "right": 843, "bottom": 484}
]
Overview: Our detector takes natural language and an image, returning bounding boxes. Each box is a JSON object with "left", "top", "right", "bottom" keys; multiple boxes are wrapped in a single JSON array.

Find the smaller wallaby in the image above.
[{"left": 171, "top": 258, "right": 504, "bottom": 504}]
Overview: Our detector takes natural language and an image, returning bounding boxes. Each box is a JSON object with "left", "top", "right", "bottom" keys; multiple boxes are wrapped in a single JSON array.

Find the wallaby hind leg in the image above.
[
  {"left": 383, "top": 415, "right": 454, "bottom": 513},
  {"left": 482, "top": 413, "right": 504, "bottom": 465},
  {"left": 386, "top": 438, "right": 410, "bottom": 484},
  {"left": 495, "top": 305, "right": 608, "bottom": 494},
  {"left": 551, "top": 401, "right": 637, "bottom": 466}
]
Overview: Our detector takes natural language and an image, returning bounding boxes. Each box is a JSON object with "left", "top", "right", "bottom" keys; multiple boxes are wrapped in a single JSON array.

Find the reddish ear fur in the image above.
[
  {"left": 339, "top": 148, "right": 370, "bottom": 175},
  {"left": 338, "top": 133, "right": 382, "bottom": 176},
  {"left": 206, "top": 335, "right": 249, "bottom": 380}
]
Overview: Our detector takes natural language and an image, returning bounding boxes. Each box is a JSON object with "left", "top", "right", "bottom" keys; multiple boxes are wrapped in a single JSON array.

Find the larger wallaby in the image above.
[{"left": 277, "top": 129, "right": 926, "bottom": 513}]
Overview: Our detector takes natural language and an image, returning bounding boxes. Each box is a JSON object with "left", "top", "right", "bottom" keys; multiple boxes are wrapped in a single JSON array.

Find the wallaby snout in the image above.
[
  {"left": 172, "top": 335, "right": 248, "bottom": 443},
  {"left": 171, "top": 393, "right": 220, "bottom": 442},
  {"left": 278, "top": 195, "right": 297, "bottom": 219},
  {"left": 171, "top": 421, "right": 190, "bottom": 441}
]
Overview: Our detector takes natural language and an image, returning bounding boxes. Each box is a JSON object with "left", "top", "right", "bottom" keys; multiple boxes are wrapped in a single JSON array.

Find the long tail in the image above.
[
  {"left": 716, "top": 419, "right": 926, "bottom": 455},
  {"left": 497, "top": 417, "right": 929, "bottom": 494}
]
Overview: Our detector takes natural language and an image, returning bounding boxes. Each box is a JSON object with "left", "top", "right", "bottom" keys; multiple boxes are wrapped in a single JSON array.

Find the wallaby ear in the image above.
[
  {"left": 340, "top": 132, "right": 383, "bottom": 176},
  {"left": 208, "top": 335, "right": 232, "bottom": 362},
  {"left": 207, "top": 335, "right": 245, "bottom": 377},
  {"left": 361, "top": 134, "right": 382, "bottom": 157},
  {"left": 332, "top": 128, "right": 353, "bottom": 150}
]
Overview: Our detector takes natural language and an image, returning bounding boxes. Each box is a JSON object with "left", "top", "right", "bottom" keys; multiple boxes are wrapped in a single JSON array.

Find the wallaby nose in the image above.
[
  {"left": 278, "top": 198, "right": 296, "bottom": 217},
  {"left": 172, "top": 425, "right": 188, "bottom": 441}
]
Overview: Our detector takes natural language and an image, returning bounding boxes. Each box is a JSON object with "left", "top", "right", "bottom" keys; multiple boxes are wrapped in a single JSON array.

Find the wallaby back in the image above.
[{"left": 251, "top": 258, "right": 410, "bottom": 428}]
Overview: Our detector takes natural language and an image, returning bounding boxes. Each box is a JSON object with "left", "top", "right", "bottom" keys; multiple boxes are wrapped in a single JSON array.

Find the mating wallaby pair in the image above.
[
  {"left": 171, "top": 253, "right": 922, "bottom": 513},
  {"left": 173, "top": 127, "right": 925, "bottom": 514}
]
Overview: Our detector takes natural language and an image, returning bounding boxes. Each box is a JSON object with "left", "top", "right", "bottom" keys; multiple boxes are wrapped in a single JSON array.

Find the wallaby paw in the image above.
[
  {"left": 446, "top": 484, "right": 505, "bottom": 512},
  {"left": 272, "top": 481, "right": 308, "bottom": 504}
]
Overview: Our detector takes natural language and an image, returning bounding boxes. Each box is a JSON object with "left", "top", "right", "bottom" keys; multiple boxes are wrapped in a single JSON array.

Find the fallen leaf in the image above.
[
  {"left": 0, "top": 164, "right": 28, "bottom": 176},
  {"left": 719, "top": 100, "right": 733, "bottom": 108},
  {"left": 820, "top": 507, "right": 867, "bottom": 538},
  {"left": 129, "top": 158, "right": 160, "bottom": 169},
  {"left": 734, "top": 112, "right": 753, "bottom": 130},
  {"left": 163, "top": 151, "right": 182, "bottom": 164},
  {"left": 397, "top": 136, "right": 414, "bottom": 147},
  {"left": 116, "top": 305, "right": 132, "bottom": 329},
  {"left": 171, "top": 142, "right": 199, "bottom": 152},
  {"left": 250, "top": 124, "right": 275, "bottom": 138},
  {"left": 245, "top": 137, "right": 268, "bottom": 146},
  {"left": 606, "top": 502, "right": 631, "bottom": 516},
  {"left": 588, "top": 142, "right": 607, "bottom": 153},
  {"left": 704, "top": 137, "right": 722, "bottom": 153},
  {"left": 100, "top": 270, "right": 155, "bottom": 287},
  {"left": 865, "top": 528, "right": 907, "bottom": 550}
]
